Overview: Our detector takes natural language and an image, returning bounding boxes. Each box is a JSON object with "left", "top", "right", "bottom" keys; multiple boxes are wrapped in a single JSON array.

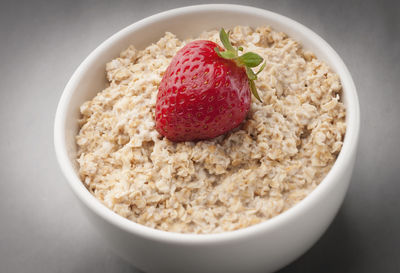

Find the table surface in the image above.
[{"left": 1, "top": 0, "right": 399, "bottom": 272}]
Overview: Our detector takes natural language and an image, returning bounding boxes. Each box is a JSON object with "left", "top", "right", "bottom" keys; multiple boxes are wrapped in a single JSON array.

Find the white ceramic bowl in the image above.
[{"left": 54, "top": 4, "right": 360, "bottom": 273}]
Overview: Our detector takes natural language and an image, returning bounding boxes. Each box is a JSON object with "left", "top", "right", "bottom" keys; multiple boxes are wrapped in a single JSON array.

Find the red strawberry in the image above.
[{"left": 155, "top": 28, "right": 265, "bottom": 142}]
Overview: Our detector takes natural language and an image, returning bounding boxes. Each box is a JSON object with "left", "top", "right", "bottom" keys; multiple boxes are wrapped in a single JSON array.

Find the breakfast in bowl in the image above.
[
  {"left": 55, "top": 5, "right": 359, "bottom": 273},
  {"left": 76, "top": 26, "right": 346, "bottom": 234}
]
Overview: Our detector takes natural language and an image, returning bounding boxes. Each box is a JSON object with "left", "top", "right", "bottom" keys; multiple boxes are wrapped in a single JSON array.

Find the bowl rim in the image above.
[{"left": 54, "top": 4, "right": 360, "bottom": 244}]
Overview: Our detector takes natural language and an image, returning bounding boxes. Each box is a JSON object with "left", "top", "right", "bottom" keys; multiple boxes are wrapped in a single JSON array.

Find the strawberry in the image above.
[{"left": 155, "top": 28, "right": 265, "bottom": 142}]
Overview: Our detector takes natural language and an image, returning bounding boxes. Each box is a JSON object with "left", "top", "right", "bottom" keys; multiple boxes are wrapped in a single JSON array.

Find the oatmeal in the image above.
[{"left": 76, "top": 26, "right": 346, "bottom": 234}]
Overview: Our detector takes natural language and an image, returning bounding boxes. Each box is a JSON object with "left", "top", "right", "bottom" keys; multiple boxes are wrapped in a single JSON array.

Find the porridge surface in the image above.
[{"left": 76, "top": 26, "right": 346, "bottom": 234}]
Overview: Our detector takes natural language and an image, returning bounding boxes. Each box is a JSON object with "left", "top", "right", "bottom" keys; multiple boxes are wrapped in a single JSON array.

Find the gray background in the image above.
[{"left": 1, "top": 0, "right": 399, "bottom": 272}]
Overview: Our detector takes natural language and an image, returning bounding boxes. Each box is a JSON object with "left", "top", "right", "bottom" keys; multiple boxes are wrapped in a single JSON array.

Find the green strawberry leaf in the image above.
[
  {"left": 250, "top": 80, "right": 262, "bottom": 103},
  {"left": 215, "top": 47, "right": 237, "bottom": 59},
  {"left": 256, "top": 61, "right": 266, "bottom": 75},
  {"left": 238, "top": 52, "right": 263, "bottom": 68},
  {"left": 245, "top": 67, "right": 257, "bottom": 81},
  {"left": 219, "top": 28, "right": 235, "bottom": 52}
]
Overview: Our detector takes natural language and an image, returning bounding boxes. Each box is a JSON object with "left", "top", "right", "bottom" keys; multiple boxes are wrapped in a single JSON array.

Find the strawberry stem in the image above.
[{"left": 214, "top": 28, "right": 264, "bottom": 103}]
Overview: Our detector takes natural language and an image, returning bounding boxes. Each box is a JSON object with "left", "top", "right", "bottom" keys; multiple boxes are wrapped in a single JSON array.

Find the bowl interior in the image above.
[{"left": 56, "top": 4, "right": 359, "bottom": 238}]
